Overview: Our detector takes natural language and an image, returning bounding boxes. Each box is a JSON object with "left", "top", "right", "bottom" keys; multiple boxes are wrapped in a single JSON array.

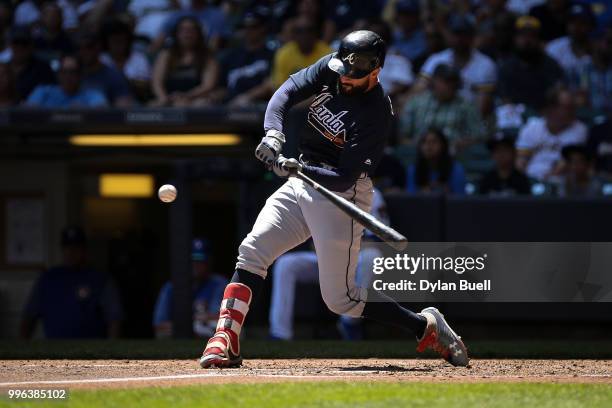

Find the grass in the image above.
[
  {"left": 2, "top": 382, "right": 611, "bottom": 408},
  {"left": 1, "top": 339, "right": 612, "bottom": 360}
]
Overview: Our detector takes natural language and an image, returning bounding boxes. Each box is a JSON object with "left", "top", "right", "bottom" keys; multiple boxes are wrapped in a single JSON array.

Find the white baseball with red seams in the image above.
[{"left": 158, "top": 184, "right": 177, "bottom": 203}]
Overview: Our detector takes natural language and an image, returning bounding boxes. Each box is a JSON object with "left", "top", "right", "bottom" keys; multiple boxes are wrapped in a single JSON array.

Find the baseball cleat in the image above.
[
  {"left": 199, "top": 332, "right": 243, "bottom": 368},
  {"left": 416, "top": 307, "right": 469, "bottom": 367}
]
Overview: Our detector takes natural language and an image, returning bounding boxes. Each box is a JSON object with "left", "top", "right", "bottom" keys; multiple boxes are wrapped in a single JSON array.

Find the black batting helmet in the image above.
[{"left": 328, "top": 30, "right": 386, "bottom": 79}]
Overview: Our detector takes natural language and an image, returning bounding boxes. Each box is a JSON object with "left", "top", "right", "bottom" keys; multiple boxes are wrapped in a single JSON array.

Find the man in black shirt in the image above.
[
  {"left": 8, "top": 25, "right": 55, "bottom": 102},
  {"left": 497, "top": 16, "right": 564, "bottom": 111},
  {"left": 199, "top": 30, "right": 468, "bottom": 369},
  {"left": 480, "top": 137, "right": 531, "bottom": 196},
  {"left": 216, "top": 11, "right": 276, "bottom": 105}
]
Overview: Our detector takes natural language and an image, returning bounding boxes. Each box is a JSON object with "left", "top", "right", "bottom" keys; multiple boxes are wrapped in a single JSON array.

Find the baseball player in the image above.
[{"left": 200, "top": 30, "right": 469, "bottom": 368}]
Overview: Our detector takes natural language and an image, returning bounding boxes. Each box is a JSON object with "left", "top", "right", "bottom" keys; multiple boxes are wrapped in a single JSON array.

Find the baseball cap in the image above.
[
  {"left": 448, "top": 14, "right": 476, "bottom": 35},
  {"left": 61, "top": 226, "right": 87, "bottom": 247},
  {"left": 396, "top": 0, "right": 420, "bottom": 14},
  {"left": 515, "top": 15, "right": 541, "bottom": 32},
  {"left": 191, "top": 238, "right": 210, "bottom": 262}
]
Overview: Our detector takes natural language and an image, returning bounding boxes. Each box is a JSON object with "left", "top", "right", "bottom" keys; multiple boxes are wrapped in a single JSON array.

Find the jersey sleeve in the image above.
[
  {"left": 472, "top": 56, "right": 497, "bottom": 91},
  {"left": 264, "top": 54, "right": 334, "bottom": 133},
  {"left": 419, "top": 53, "right": 442, "bottom": 79},
  {"left": 288, "top": 54, "right": 334, "bottom": 95},
  {"left": 516, "top": 120, "right": 540, "bottom": 152}
]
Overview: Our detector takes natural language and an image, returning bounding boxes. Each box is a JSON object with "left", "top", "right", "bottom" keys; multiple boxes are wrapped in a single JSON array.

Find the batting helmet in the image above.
[{"left": 328, "top": 30, "right": 386, "bottom": 79}]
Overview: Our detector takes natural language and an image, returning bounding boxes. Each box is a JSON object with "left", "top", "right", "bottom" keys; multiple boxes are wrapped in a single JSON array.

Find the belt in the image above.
[
  {"left": 299, "top": 155, "right": 368, "bottom": 179},
  {"left": 298, "top": 154, "right": 337, "bottom": 171}
]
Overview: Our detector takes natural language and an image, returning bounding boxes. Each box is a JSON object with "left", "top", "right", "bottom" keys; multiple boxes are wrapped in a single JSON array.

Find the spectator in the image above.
[
  {"left": 479, "top": 137, "right": 531, "bottom": 195},
  {"left": 32, "top": 2, "right": 74, "bottom": 64},
  {"left": 8, "top": 25, "right": 55, "bottom": 102},
  {"left": 529, "top": 0, "right": 571, "bottom": 42},
  {"left": 213, "top": 10, "right": 275, "bottom": 106},
  {"left": 280, "top": 0, "right": 328, "bottom": 45},
  {"left": 373, "top": 149, "right": 408, "bottom": 192},
  {"left": 14, "top": 0, "right": 78, "bottom": 31},
  {"left": 507, "top": 0, "right": 545, "bottom": 15},
  {"left": 323, "top": 0, "right": 383, "bottom": 43},
  {"left": 415, "top": 14, "right": 497, "bottom": 117},
  {"left": 368, "top": 18, "right": 414, "bottom": 99},
  {"left": 0, "top": 1, "right": 15, "bottom": 62},
  {"left": 475, "top": 6, "right": 517, "bottom": 61},
  {"left": 270, "top": 16, "right": 331, "bottom": 89},
  {"left": 153, "top": 238, "right": 227, "bottom": 338},
  {"left": 0, "top": 62, "right": 17, "bottom": 106},
  {"left": 587, "top": 116, "right": 612, "bottom": 178},
  {"left": 399, "top": 64, "right": 484, "bottom": 151},
  {"left": 129, "top": 0, "right": 178, "bottom": 43},
  {"left": 497, "top": 16, "right": 564, "bottom": 111},
  {"left": 100, "top": 18, "right": 151, "bottom": 102},
  {"left": 26, "top": 54, "right": 107, "bottom": 107},
  {"left": 516, "top": 87, "right": 588, "bottom": 181},
  {"left": 407, "top": 128, "right": 467, "bottom": 194},
  {"left": 411, "top": 21, "right": 446, "bottom": 74},
  {"left": 20, "top": 226, "right": 123, "bottom": 339},
  {"left": 545, "top": 2, "right": 595, "bottom": 84},
  {"left": 77, "top": 31, "right": 133, "bottom": 106},
  {"left": 392, "top": 0, "right": 426, "bottom": 62},
  {"left": 269, "top": 189, "right": 388, "bottom": 341},
  {"left": 151, "top": 16, "right": 218, "bottom": 106},
  {"left": 574, "top": 25, "right": 612, "bottom": 115},
  {"left": 556, "top": 144, "right": 602, "bottom": 196},
  {"left": 152, "top": 0, "right": 230, "bottom": 52}
]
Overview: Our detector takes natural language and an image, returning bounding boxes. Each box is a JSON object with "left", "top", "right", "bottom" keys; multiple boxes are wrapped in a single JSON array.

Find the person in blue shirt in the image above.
[
  {"left": 153, "top": 238, "right": 227, "bottom": 338},
  {"left": 26, "top": 54, "right": 107, "bottom": 108},
  {"left": 76, "top": 32, "right": 133, "bottom": 107},
  {"left": 392, "top": 0, "right": 426, "bottom": 62},
  {"left": 20, "top": 226, "right": 123, "bottom": 339},
  {"left": 407, "top": 128, "right": 467, "bottom": 194}
]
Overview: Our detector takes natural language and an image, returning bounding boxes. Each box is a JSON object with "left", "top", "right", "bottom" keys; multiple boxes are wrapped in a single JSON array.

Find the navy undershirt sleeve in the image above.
[
  {"left": 264, "top": 54, "right": 332, "bottom": 133},
  {"left": 263, "top": 79, "right": 308, "bottom": 133}
]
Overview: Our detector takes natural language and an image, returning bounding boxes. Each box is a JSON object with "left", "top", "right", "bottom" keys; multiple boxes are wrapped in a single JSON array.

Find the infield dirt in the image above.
[{"left": 1, "top": 359, "right": 611, "bottom": 389}]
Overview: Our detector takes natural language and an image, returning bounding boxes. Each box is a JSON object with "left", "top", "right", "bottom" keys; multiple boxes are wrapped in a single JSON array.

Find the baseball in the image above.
[{"left": 158, "top": 184, "right": 177, "bottom": 203}]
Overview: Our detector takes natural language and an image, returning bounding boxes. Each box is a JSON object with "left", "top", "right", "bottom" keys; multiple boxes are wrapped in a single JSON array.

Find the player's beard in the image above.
[{"left": 339, "top": 79, "right": 369, "bottom": 95}]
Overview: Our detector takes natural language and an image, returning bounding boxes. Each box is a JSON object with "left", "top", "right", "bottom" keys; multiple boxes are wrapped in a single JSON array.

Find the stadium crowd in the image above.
[{"left": 1, "top": 0, "right": 611, "bottom": 196}]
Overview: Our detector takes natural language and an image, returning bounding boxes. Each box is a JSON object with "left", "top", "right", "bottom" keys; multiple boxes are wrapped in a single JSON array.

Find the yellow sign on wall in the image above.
[{"left": 99, "top": 174, "right": 154, "bottom": 198}]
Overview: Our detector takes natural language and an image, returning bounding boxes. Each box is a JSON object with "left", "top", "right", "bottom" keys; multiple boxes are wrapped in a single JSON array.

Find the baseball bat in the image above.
[{"left": 296, "top": 171, "right": 408, "bottom": 251}]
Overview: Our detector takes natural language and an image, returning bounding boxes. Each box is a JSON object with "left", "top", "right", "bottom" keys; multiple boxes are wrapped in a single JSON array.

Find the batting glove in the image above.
[
  {"left": 272, "top": 155, "right": 302, "bottom": 178},
  {"left": 255, "top": 129, "right": 285, "bottom": 165}
]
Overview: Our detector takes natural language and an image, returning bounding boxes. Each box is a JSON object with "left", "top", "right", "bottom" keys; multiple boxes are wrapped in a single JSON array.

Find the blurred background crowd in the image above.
[{"left": 1, "top": 0, "right": 612, "bottom": 196}]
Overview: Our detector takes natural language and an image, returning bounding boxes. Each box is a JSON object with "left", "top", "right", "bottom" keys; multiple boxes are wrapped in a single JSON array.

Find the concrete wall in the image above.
[{"left": 0, "top": 160, "right": 68, "bottom": 338}]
